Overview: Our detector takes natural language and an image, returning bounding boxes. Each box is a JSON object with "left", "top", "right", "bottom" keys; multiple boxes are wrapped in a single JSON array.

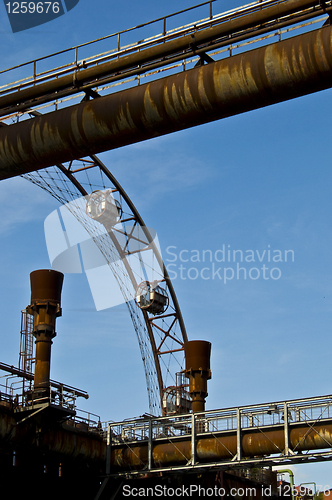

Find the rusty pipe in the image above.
[
  {"left": 0, "top": 0, "right": 327, "bottom": 115},
  {"left": 1, "top": 403, "right": 332, "bottom": 469},
  {"left": 0, "top": 406, "right": 106, "bottom": 463},
  {"left": 184, "top": 341, "right": 211, "bottom": 413},
  {"left": 28, "top": 270, "right": 63, "bottom": 394},
  {"left": 1, "top": 6, "right": 329, "bottom": 120},
  {"left": 1, "top": 25, "right": 332, "bottom": 179},
  {"left": 112, "top": 422, "right": 332, "bottom": 469}
]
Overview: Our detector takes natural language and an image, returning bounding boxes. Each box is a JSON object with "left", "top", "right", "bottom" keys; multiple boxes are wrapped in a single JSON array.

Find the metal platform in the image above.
[{"left": 103, "top": 393, "right": 332, "bottom": 477}]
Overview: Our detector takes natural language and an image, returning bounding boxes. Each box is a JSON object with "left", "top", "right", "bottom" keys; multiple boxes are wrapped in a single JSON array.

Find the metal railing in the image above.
[
  {"left": 0, "top": 0, "right": 218, "bottom": 94},
  {"left": 106, "top": 395, "right": 332, "bottom": 440},
  {"left": 0, "top": 13, "right": 324, "bottom": 124},
  {"left": 1, "top": 0, "right": 328, "bottom": 121},
  {"left": 0, "top": 377, "right": 74, "bottom": 411},
  {"left": 103, "top": 394, "right": 332, "bottom": 476},
  {"left": 0, "top": 363, "right": 88, "bottom": 412}
]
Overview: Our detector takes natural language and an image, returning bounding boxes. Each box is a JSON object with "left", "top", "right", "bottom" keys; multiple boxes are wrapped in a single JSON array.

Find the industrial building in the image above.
[{"left": 0, "top": 0, "right": 332, "bottom": 497}]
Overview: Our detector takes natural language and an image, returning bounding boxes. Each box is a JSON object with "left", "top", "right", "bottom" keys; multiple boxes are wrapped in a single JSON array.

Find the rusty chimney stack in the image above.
[
  {"left": 28, "top": 270, "right": 64, "bottom": 399},
  {"left": 184, "top": 340, "right": 211, "bottom": 413}
]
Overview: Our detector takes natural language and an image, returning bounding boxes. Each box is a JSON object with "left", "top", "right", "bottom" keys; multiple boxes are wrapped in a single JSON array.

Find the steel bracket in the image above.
[
  {"left": 83, "top": 89, "right": 102, "bottom": 101},
  {"left": 194, "top": 52, "right": 215, "bottom": 67}
]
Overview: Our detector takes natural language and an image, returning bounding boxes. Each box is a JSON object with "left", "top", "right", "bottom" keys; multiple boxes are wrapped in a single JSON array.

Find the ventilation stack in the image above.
[
  {"left": 184, "top": 340, "right": 211, "bottom": 413},
  {"left": 28, "top": 269, "right": 64, "bottom": 402}
]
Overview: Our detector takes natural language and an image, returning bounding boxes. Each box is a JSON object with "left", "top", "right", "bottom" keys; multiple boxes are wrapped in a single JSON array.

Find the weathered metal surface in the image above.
[
  {"left": 1, "top": 24, "right": 332, "bottom": 180},
  {"left": 0, "top": 0, "right": 326, "bottom": 115},
  {"left": 0, "top": 406, "right": 106, "bottom": 463},
  {"left": 41, "top": 422, "right": 106, "bottom": 461},
  {"left": 184, "top": 340, "right": 211, "bottom": 413},
  {"left": 29, "top": 270, "right": 63, "bottom": 392},
  {"left": 30, "top": 269, "right": 63, "bottom": 304},
  {"left": 112, "top": 422, "right": 332, "bottom": 469},
  {"left": 0, "top": 404, "right": 332, "bottom": 470}
]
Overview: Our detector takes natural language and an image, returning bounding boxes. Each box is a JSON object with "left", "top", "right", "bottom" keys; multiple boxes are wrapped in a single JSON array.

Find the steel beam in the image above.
[
  {"left": 0, "top": 0, "right": 328, "bottom": 115},
  {"left": 1, "top": 24, "right": 332, "bottom": 179},
  {"left": 110, "top": 421, "right": 332, "bottom": 470}
]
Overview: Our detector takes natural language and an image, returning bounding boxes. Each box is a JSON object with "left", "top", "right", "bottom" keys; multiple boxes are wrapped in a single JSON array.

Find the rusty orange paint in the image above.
[{"left": 111, "top": 422, "right": 332, "bottom": 469}]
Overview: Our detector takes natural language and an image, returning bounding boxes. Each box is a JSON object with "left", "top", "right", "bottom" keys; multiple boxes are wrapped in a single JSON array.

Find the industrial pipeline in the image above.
[
  {"left": 1, "top": 1, "right": 332, "bottom": 178},
  {"left": 0, "top": 269, "right": 332, "bottom": 474},
  {"left": 0, "top": 0, "right": 330, "bottom": 116},
  {"left": 108, "top": 397, "right": 332, "bottom": 472}
]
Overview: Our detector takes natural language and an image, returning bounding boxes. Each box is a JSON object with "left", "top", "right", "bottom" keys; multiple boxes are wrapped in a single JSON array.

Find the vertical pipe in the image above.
[
  {"left": 106, "top": 424, "right": 112, "bottom": 475},
  {"left": 191, "top": 412, "right": 196, "bottom": 465},
  {"left": 148, "top": 419, "right": 153, "bottom": 470},
  {"left": 236, "top": 408, "right": 242, "bottom": 460},
  {"left": 28, "top": 270, "right": 64, "bottom": 399},
  {"left": 283, "top": 402, "right": 291, "bottom": 455},
  {"left": 276, "top": 469, "right": 295, "bottom": 500},
  {"left": 34, "top": 337, "right": 52, "bottom": 390}
]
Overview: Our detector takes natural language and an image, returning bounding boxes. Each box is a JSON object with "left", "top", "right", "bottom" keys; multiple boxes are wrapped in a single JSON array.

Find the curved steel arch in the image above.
[{"left": 23, "top": 153, "right": 188, "bottom": 416}]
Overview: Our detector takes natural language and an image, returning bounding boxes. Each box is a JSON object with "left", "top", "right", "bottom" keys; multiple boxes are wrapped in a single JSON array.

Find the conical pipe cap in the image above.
[
  {"left": 30, "top": 269, "right": 64, "bottom": 305},
  {"left": 184, "top": 340, "right": 211, "bottom": 372}
]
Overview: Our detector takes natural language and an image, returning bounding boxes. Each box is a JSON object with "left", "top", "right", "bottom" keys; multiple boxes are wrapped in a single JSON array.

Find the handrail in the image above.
[
  {"left": 0, "top": 0, "right": 217, "bottom": 79},
  {"left": 0, "top": 0, "right": 293, "bottom": 99}
]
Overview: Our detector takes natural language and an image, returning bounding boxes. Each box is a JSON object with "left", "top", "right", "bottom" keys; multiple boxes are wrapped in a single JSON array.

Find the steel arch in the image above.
[{"left": 23, "top": 154, "right": 189, "bottom": 416}]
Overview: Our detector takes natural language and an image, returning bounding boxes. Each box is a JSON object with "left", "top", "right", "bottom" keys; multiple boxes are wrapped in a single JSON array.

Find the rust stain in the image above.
[
  {"left": 110, "top": 422, "right": 332, "bottom": 469},
  {"left": 142, "top": 85, "right": 162, "bottom": 128},
  {"left": 1, "top": 25, "right": 332, "bottom": 179}
]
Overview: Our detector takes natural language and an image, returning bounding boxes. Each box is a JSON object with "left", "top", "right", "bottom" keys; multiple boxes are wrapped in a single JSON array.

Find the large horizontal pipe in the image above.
[
  {"left": 0, "top": 403, "right": 331, "bottom": 470},
  {"left": 112, "top": 422, "right": 332, "bottom": 469},
  {"left": 1, "top": 24, "right": 332, "bottom": 179},
  {"left": 0, "top": 0, "right": 327, "bottom": 116},
  {"left": 0, "top": 406, "right": 106, "bottom": 463}
]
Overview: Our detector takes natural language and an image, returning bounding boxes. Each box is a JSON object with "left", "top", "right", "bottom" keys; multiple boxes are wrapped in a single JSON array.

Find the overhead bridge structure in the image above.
[
  {"left": 0, "top": 0, "right": 332, "bottom": 178},
  {"left": 105, "top": 394, "right": 332, "bottom": 475}
]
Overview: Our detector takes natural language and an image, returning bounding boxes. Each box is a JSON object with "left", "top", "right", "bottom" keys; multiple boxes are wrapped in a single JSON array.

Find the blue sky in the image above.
[{"left": 1, "top": 0, "right": 332, "bottom": 486}]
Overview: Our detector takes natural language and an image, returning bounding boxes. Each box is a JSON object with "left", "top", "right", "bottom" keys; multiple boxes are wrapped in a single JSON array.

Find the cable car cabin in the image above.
[
  {"left": 135, "top": 281, "right": 169, "bottom": 315},
  {"left": 162, "top": 386, "right": 192, "bottom": 415},
  {"left": 86, "top": 190, "right": 122, "bottom": 226}
]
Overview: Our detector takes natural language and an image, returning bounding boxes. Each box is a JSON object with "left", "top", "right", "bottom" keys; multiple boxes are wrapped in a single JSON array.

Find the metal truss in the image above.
[
  {"left": 22, "top": 154, "right": 188, "bottom": 416},
  {"left": 103, "top": 393, "right": 332, "bottom": 477}
]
